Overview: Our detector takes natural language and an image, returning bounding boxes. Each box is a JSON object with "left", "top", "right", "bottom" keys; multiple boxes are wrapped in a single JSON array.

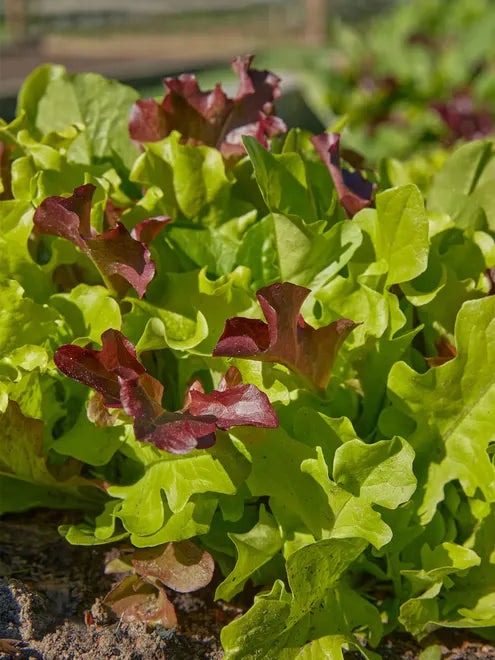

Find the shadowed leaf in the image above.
[
  {"left": 311, "top": 133, "right": 374, "bottom": 217},
  {"left": 103, "top": 575, "right": 177, "bottom": 628},
  {"left": 133, "top": 540, "right": 215, "bottom": 593}
]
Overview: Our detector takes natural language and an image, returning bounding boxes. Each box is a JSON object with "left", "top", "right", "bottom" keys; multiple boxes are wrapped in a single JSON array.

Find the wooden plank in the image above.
[
  {"left": 4, "top": 0, "right": 28, "bottom": 41},
  {"left": 305, "top": 0, "right": 327, "bottom": 44},
  {"left": 31, "top": 0, "right": 287, "bottom": 18}
]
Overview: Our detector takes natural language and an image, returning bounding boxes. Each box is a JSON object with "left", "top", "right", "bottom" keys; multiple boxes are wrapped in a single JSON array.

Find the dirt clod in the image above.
[{"left": 0, "top": 579, "right": 54, "bottom": 641}]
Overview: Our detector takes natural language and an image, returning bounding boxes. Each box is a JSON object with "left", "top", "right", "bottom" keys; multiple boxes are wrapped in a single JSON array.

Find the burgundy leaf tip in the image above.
[
  {"left": 55, "top": 331, "right": 278, "bottom": 455},
  {"left": 130, "top": 216, "right": 171, "bottom": 243},
  {"left": 34, "top": 186, "right": 159, "bottom": 298},
  {"left": 33, "top": 183, "right": 96, "bottom": 248},
  {"left": 128, "top": 55, "right": 286, "bottom": 157},
  {"left": 54, "top": 329, "right": 144, "bottom": 408},
  {"left": 311, "top": 133, "right": 374, "bottom": 218},
  {"left": 213, "top": 282, "right": 358, "bottom": 390},
  {"left": 426, "top": 338, "right": 457, "bottom": 367}
]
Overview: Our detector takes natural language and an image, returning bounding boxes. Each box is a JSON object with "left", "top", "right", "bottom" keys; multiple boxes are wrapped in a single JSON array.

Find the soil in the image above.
[
  {"left": 0, "top": 510, "right": 494, "bottom": 659},
  {"left": 0, "top": 510, "right": 239, "bottom": 659}
]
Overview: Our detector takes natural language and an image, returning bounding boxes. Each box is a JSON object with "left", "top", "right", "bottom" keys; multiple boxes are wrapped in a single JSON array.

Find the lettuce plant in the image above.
[
  {"left": 103, "top": 540, "right": 215, "bottom": 628},
  {"left": 129, "top": 54, "right": 287, "bottom": 157},
  {"left": 54, "top": 329, "right": 278, "bottom": 454},
  {"left": 1, "top": 50, "right": 495, "bottom": 660},
  {"left": 33, "top": 184, "right": 170, "bottom": 297}
]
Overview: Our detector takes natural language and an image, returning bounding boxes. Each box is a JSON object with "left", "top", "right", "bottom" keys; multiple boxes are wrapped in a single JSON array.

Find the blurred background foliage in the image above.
[
  {"left": 2, "top": 0, "right": 495, "bottom": 164},
  {"left": 1, "top": 1, "right": 399, "bottom": 117}
]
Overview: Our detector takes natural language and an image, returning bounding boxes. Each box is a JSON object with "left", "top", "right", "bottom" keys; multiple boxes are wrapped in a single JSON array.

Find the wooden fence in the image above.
[{"left": 2, "top": 0, "right": 302, "bottom": 38}]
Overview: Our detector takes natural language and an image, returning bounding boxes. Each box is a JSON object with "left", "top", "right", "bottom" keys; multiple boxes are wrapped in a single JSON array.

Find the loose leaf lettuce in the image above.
[
  {"left": 55, "top": 330, "right": 277, "bottom": 454},
  {"left": 213, "top": 281, "right": 358, "bottom": 389},
  {"left": 2, "top": 42, "right": 495, "bottom": 660},
  {"left": 311, "top": 132, "right": 374, "bottom": 217},
  {"left": 33, "top": 184, "right": 169, "bottom": 297},
  {"left": 0, "top": 401, "right": 103, "bottom": 514},
  {"left": 19, "top": 65, "right": 139, "bottom": 170},
  {"left": 387, "top": 296, "right": 495, "bottom": 523},
  {"left": 130, "top": 55, "right": 287, "bottom": 157}
]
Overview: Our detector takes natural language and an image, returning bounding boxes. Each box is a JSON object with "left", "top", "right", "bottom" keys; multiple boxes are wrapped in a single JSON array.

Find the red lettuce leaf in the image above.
[
  {"left": 432, "top": 91, "right": 493, "bottom": 142},
  {"left": 130, "top": 215, "right": 171, "bottom": 243},
  {"left": 129, "top": 97, "right": 170, "bottom": 143},
  {"left": 426, "top": 338, "right": 457, "bottom": 367},
  {"left": 188, "top": 383, "right": 279, "bottom": 431},
  {"left": 217, "top": 364, "right": 243, "bottom": 390},
  {"left": 33, "top": 186, "right": 167, "bottom": 298},
  {"left": 103, "top": 541, "right": 214, "bottom": 628},
  {"left": 117, "top": 371, "right": 217, "bottom": 454},
  {"left": 311, "top": 133, "right": 374, "bottom": 218},
  {"left": 33, "top": 183, "right": 95, "bottom": 249},
  {"left": 54, "top": 329, "right": 144, "bottom": 407},
  {"left": 129, "top": 55, "right": 287, "bottom": 157},
  {"left": 118, "top": 364, "right": 277, "bottom": 454},
  {"left": 103, "top": 575, "right": 177, "bottom": 628},
  {"left": 132, "top": 540, "right": 214, "bottom": 593},
  {"left": 213, "top": 282, "right": 358, "bottom": 390},
  {"left": 55, "top": 332, "right": 278, "bottom": 454},
  {"left": 84, "top": 222, "right": 156, "bottom": 298}
]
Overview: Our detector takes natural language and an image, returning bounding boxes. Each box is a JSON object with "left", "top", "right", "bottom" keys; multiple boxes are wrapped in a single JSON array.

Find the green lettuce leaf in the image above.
[
  {"left": 237, "top": 212, "right": 362, "bottom": 290},
  {"left": 215, "top": 504, "right": 283, "bottom": 601},
  {"left": 19, "top": 65, "right": 139, "bottom": 170},
  {"left": 387, "top": 296, "right": 495, "bottom": 523}
]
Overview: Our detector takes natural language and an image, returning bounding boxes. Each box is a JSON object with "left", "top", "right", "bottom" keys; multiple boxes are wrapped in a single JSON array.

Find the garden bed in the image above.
[
  {"left": 1, "top": 511, "right": 494, "bottom": 660},
  {"left": 0, "top": 510, "right": 230, "bottom": 659}
]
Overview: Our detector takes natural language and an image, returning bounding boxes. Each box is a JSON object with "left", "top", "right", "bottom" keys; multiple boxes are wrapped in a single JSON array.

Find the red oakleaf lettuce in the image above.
[
  {"left": 311, "top": 133, "right": 374, "bottom": 218},
  {"left": 117, "top": 370, "right": 218, "bottom": 454},
  {"left": 187, "top": 365, "right": 279, "bottom": 431},
  {"left": 103, "top": 575, "right": 177, "bottom": 628},
  {"left": 83, "top": 223, "right": 156, "bottom": 298},
  {"left": 55, "top": 331, "right": 278, "bottom": 454},
  {"left": 53, "top": 328, "right": 145, "bottom": 407},
  {"left": 103, "top": 540, "right": 214, "bottom": 629},
  {"left": 130, "top": 215, "right": 171, "bottom": 243},
  {"left": 132, "top": 540, "right": 214, "bottom": 593},
  {"left": 33, "top": 184, "right": 169, "bottom": 297},
  {"left": 129, "top": 55, "right": 287, "bottom": 157},
  {"left": 213, "top": 282, "right": 358, "bottom": 390},
  {"left": 118, "top": 365, "right": 278, "bottom": 454},
  {"left": 33, "top": 183, "right": 95, "bottom": 249},
  {"left": 432, "top": 91, "right": 493, "bottom": 143}
]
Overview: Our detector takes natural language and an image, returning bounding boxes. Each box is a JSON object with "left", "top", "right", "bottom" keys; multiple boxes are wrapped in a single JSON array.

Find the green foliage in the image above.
[{"left": 2, "top": 7, "right": 495, "bottom": 654}]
